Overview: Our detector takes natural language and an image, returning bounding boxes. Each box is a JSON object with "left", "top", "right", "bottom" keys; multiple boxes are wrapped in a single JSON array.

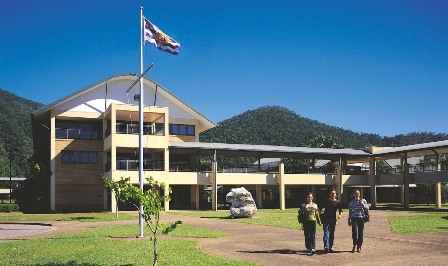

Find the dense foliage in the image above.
[
  {"left": 0, "top": 89, "right": 43, "bottom": 177},
  {"left": 200, "top": 106, "right": 448, "bottom": 148}
]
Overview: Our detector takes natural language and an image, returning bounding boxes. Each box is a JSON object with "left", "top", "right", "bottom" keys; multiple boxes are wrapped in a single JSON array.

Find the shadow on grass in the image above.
[
  {"left": 374, "top": 204, "right": 448, "bottom": 213},
  {"left": 34, "top": 261, "right": 122, "bottom": 266},
  {"left": 55, "top": 217, "right": 98, "bottom": 221},
  {"left": 199, "top": 216, "right": 234, "bottom": 219}
]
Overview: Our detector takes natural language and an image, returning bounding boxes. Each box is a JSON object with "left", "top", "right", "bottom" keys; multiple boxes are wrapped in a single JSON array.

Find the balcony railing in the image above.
[
  {"left": 116, "top": 159, "right": 164, "bottom": 171},
  {"left": 115, "top": 123, "right": 164, "bottom": 136},
  {"left": 56, "top": 128, "right": 101, "bottom": 140}
]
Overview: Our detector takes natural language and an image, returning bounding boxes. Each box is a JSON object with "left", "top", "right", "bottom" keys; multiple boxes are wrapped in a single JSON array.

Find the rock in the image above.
[{"left": 226, "top": 187, "right": 257, "bottom": 218}]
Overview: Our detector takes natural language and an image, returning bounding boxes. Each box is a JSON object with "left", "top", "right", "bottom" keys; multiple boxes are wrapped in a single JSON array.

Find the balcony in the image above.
[
  {"left": 56, "top": 128, "right": 101, "bottom": 140},
  {"left": 115, "top": 123, "right": 165, "bottom": 136},
  {"left": 116, "top": 159, "right": 164, "bottom": 171}
]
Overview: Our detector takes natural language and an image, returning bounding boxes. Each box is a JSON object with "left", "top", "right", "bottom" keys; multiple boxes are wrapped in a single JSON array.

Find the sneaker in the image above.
[
  {"left": 311, "top": 249, "right": 316, "bottom": 255},
  {"left": 306, "top": 249, "right": 311, "bottom": 253},
  {"left": 329, "top": 248, "right": 334, "bottom": 253},
  {"left": 324, "top": 248, "right": 329, "bottom": 253}
]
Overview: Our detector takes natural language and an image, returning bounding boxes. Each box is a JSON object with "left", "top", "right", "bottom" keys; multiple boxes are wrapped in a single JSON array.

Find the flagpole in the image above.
[{"left": 138, "top": 6, "right": 144, "bottom": 238}]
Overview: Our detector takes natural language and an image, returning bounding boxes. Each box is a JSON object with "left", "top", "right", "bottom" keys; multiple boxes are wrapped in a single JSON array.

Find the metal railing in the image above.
[
  {"left": 116, "top": 159, "right": 164, "bottom": 171},
  {"left": 56, "top": 128, "right": 101, "bottom": 140},
  {"left": 115, "top": 123, "right": 165, "bottom": 136}
]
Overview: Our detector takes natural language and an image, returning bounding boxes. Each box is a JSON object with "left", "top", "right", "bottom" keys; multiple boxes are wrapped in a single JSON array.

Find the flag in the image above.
[{"left": 143, "top": 17, "right": 180, "bottom": 55}]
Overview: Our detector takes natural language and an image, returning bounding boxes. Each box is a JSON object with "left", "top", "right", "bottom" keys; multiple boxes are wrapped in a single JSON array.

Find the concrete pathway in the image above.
[{"left": 1, "top": 210, "right": 447, "bottom": 265}]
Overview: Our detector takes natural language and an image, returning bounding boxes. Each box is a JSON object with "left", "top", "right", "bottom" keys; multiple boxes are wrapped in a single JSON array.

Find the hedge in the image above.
[{"left": 0, "top": 203, "right": 19, "bottom": 213}]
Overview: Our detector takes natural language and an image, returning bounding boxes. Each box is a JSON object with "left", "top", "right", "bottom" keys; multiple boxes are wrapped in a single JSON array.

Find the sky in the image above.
[{"left": 1, "top": 0, "right": 448, "bottom": 137}]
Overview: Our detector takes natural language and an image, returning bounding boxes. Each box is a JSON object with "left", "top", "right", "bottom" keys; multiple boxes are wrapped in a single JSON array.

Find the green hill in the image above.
[
  {"left": 0, "top": 89, "right": 43, "bottom": 177},
  {"left": 200, "top": 106, "right": 448, "bottom": 148}
]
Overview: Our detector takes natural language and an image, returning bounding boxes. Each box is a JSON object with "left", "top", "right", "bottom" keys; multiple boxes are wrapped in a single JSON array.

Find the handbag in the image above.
[{"left": 362, "top": 206, "right": 370, "bottom": 222}]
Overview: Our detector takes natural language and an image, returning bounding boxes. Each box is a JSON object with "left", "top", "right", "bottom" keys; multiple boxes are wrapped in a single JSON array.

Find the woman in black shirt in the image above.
[{"left": 321, "top": 187, "right": 343, "bottom": 253}]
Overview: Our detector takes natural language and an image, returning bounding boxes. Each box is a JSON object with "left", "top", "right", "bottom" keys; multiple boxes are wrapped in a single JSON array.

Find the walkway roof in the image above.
[
  {"left": 374, "top": 140, "right": 448, "bottom": 158},
  {"left": 169, "top": 142, "right": 370, "bottom": 160}
]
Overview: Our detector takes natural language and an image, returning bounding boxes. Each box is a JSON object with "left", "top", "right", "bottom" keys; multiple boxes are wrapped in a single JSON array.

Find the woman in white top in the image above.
[
  {"left": 299, "top": 192, "right": 320, "bottom": 255},
  {"left": 348, "top": 188, "right": 369, "bottom": 253}
]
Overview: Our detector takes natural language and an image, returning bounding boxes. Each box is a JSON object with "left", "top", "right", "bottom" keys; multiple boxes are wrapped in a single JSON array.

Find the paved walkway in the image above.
[{"left": 1, "top": 210, "right": 448, "bottom": 265}]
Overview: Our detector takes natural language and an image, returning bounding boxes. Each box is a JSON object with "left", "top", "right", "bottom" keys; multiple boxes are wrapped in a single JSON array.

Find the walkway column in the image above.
[
  {"left": 195, "top": 185, "right": 200, "bottom": 210},
  {"left": 164, "top": 182, "right": 170, "bottom": 211},
  {"left": 338, "top": 157, "right": 345, "bottom": 204},
  {"left": 403, "top": 154, "right": 410, "bottom": 209},
  {"left": 278, "top": 162, "right": 285, "bottom": 210},
  {"left": 370, "top": 156, "right": 377, "bottom": 209},
  {"left": 435, "top": 159, "right": 442, "bottom": 208},
  {"left": 211, "top": 160, "right": 218, "bottom": 211},
  {"left": 256, "top": 185, "right": 263, "bottom": 208}
]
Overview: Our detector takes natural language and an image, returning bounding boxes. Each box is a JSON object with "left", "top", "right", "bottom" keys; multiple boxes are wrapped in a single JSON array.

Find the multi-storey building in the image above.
[{"left": 31, "top": 74, "right": 448, "bottom": 213}]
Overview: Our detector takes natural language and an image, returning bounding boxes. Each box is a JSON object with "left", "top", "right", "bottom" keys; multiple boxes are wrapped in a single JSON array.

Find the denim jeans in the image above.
[
  {"left": 351, "top": 217, "right": 365, "bottom": 248},
  {"left": 323, "top": 220, "right": 336, "bottom": 249},
  {"left": 303, "top": 220, "right": 316, "bottom": 250}
]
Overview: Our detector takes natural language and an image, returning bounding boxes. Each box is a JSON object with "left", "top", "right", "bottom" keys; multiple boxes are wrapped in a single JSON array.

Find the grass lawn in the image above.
[
  {"left": 170, "top": 208, "right": 347, "bottom": 231},
  {"left": 0, "top": 212, "right": 136, "bottom": 221},
  {"left": 0, "top": 224, "right": 256, "bottom": 266},
  {"left": 389, "top": 212, "right": 448, "bottom": 234}
]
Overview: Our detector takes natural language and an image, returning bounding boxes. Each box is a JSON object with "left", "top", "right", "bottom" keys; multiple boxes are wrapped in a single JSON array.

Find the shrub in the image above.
[{"left": 0, "top": 203, "right": 19, "bottom": 212}]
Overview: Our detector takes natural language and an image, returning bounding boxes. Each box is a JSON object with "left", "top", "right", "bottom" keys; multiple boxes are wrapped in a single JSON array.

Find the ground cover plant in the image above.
[
  {"left": 388, "top": 211, "right": 448, "bottom": 234},
  {"left": 0, "top": 224, "right": 254, "bottom": 266}
]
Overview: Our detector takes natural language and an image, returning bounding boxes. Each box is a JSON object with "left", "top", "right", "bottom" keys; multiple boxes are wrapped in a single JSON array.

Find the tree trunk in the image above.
[
  {"left": 153, "top": 233, "right": 158, "bottom": 266},
  {"left": 115, "top": 197, "right": 119, "bottom": 219}
]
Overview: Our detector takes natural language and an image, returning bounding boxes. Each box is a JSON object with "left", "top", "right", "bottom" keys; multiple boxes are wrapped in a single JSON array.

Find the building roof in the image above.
[
  {"left": 169, "top": 142, "right": 370, "bottom": 160},
  {"left": 33, "top": 74, "right": 216, "bottom": 132},
  {"left": 373, "top": 140, "right": 448, "bottom": 158}
]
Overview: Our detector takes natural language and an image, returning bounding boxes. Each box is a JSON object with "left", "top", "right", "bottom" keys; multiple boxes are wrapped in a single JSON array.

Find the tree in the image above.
[
  {"left": 102, "top": 176, "right": 181, "bottom": 266},
  {"left": 101, "top": 176, "right": 131, "bottom": 219},
  {"left": 307, "top": 134, "right": 344, "bottom": 171}
]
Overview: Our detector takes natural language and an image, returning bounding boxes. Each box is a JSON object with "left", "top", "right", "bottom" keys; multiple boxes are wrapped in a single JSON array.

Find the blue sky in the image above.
[{"left": 1, "top": 0, "right": 447, "bottom": 137}]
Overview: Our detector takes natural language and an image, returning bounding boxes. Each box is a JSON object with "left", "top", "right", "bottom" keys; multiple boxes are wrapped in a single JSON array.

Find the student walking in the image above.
[
  {"left": 298, "top": 192, "right": 321, "bottom": 255},
  {"left": 321, "top": 187, "right": 343, "bottom": 253},
  {"left": 348, "top": 188, "right": 369, "bottom": 253}
]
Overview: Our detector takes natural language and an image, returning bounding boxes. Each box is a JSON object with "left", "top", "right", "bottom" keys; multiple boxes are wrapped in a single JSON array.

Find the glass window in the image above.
[
  {"left": 169, "top": 124, "right": 195, "bottom": 136},
  {"left": 61, "top": 151, "right": 98, "bottom": 164}
]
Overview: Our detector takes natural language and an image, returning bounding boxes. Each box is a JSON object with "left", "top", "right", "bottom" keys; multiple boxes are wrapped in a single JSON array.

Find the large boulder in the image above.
[{"left": 226, "top": 187, "right": 257, "bottom": 218}]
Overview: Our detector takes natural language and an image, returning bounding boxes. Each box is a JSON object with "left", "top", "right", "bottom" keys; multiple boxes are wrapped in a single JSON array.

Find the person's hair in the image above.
[
  {"left": 328, "top": 187, "right": 336, "bottom": 194},
  {"left": 305, "top": 191, "right": 313, "bottom": 200},
  {"left": 352, "top": 188, "right": 360, "bottom": 198}
]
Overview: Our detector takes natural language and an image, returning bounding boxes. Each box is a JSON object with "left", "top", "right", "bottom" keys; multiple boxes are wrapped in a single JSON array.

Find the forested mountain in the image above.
[
  {"left": 200, "top": 106, "right": 448, "bottom": 149},
  {"left": 0, "top": 89, "right": 43, "bottom": 177},
  {"left": 1, "top": 92, "right": 447, "bottom": 177}
]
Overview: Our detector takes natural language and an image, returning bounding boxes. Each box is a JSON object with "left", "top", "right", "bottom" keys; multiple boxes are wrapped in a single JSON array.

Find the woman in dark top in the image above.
[{"left": 321, "top": 187, "right": 343, "bottom": 253}]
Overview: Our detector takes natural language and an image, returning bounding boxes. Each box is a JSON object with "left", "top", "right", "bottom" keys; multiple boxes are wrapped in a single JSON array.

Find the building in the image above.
[{"left": 31, "top": 74, "right": 448, "bottom": 213}]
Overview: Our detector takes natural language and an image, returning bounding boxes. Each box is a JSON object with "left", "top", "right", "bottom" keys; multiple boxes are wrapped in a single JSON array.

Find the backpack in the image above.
[{"left": 297, "top": 204, "right": 306, "bottom": 224}]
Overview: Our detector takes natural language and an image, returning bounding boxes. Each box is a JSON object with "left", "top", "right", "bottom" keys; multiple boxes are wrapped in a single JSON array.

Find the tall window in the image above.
[
  {"left": 61, "top": 151, "right": 98, "bottom": 164},
  {"left": 169, "top": 124, "right": 195, "bottom": 136}
]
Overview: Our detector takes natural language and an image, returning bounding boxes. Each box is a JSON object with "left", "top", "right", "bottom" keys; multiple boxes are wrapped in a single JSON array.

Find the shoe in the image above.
[
  {"left": 356, "top": 247, "right": 361, "bottom": 253},
  {"left": 351, "top": 246, "right": 356, "bottom": 253},
  {"left": 324, "top": 248, "right": 329, "bottom": 253},
  {"left": 311, "top": 249, "right": 316, "bottom": 255},
  {"left": 306, "top": 249, "right": 310, "bottom": 254},
  {"left": 329, "top": 248, "right": 334, "bottom": 253}
]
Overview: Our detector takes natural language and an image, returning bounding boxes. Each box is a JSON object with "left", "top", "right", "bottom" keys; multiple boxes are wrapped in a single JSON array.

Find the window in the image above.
[
  {"left": 61, "top": 151, "right": 98, "bottom": 164},
  {"left": 169, "top": 124, "right": 195, "bottom": 136},
  {"left": 56, "top": 120, "right": 102, "bottom": 140}
]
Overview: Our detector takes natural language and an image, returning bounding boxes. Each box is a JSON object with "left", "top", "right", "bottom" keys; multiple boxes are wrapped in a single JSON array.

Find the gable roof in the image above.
[{"left": 33, "top": 74, "right": 216, "bottom": 132}]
